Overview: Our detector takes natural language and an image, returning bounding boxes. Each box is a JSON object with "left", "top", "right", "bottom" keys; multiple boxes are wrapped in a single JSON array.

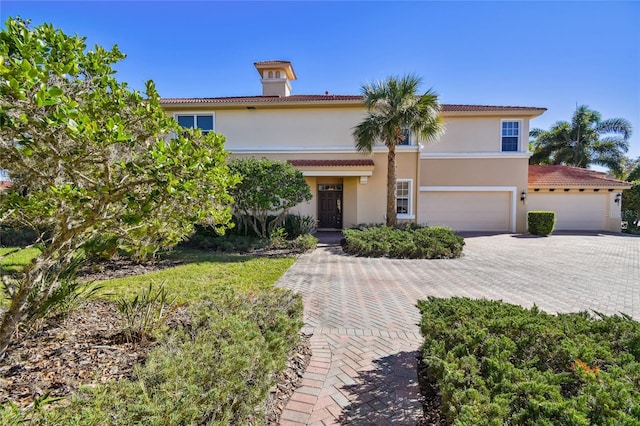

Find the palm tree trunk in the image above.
[{"left": 386, "top": 143, "right": 397, "bottom": 227}]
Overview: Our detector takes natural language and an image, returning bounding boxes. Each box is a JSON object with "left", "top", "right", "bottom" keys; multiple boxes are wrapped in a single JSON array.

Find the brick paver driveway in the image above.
[{"left": 276, "top": 233, "right": 640, "bottom": 425}]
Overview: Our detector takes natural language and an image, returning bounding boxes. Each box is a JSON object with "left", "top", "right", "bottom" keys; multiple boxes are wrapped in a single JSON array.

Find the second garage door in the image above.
[
  {"left": 526, "top": 192, "right": 607, "bottom": 230},
  {"left": 419, "top": 190, "right": 513, "bottom": 232}
]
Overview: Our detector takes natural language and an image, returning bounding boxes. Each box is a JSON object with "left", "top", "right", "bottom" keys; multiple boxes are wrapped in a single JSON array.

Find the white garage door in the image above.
[
  {"left": 419, "top": 191, "right": 512, "bottom": 232},
  {"left": 527, "top": 192, "right": 606, "bottom": 230}
]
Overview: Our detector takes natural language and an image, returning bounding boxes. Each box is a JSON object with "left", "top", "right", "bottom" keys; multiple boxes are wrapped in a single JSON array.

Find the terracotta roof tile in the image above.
[
  {"left": 528, "top": 165, "right": 632, "bottom": 188},
  {"left": 288, "top": 159, "right": 374, "bottom": 167},
  {"left": 254, "top": 60, "right": 292, "bottom": 66},
  {"left": 161, "top": 95, "right": 362, "bottom": 104},
  {"left": 160, "top": 96, "right": 545, "bottom": 112},
  {"left": 443, "top": 104, "right": 546, "bottom": 112}
]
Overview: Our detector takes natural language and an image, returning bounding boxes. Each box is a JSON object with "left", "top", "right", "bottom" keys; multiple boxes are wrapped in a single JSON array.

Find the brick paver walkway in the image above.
[{"left": 276, "top": 233, "right": 640, "bottom": 425}]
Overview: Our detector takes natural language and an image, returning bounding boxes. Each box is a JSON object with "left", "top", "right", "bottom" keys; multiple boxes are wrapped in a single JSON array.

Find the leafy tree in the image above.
[
  {"left": 229, "top": 158, "right": 311, "bottom": 238},
  {"left": 352, "top": 75, "right": 444, "bottom": 226},
  {"left": 622, "top": 156, "right": 640, "bottom": 227},
  {"left": 530, "top": 105, "right": 632, "bottom": 176},
  {"left": 0, "top": 18, "right": 236, "bottom": 356}
]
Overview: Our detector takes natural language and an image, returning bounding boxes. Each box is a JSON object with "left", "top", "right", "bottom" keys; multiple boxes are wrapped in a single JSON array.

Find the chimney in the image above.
[{"left": 254, "top": 60, "right": 297, "bottom": 97}]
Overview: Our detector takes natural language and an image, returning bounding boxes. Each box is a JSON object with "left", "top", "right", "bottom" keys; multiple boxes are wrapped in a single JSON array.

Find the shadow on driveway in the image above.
[{"left": 338, "top": 350, "right": 423, "bottom": 425}]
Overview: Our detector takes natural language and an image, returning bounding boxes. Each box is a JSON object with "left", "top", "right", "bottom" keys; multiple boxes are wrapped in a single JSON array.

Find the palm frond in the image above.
[{"left": 596, "top": 118, "right": 632, "bottom": 140}]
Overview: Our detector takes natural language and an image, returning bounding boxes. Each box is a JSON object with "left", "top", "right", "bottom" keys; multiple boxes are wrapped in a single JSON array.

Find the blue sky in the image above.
[{"left": 2, "top": 1, "right": 639, "bottom": 160}]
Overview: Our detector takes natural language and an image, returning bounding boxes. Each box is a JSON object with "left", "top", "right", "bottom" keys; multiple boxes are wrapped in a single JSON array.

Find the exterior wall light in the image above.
[
  {"left": 520, "top": 191, "right": 527, "bottom": 204},
  {"left": 615, "top": 193, "right": 622, "bottom": 204}
]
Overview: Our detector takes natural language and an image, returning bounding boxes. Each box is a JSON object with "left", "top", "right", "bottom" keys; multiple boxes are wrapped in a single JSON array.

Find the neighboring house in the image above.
[
  {"left": 0, "top": 170, "right": 11, "bottom": 190},
  {"left": 161, "top": 60, "right": 630, "bottom": 233}
]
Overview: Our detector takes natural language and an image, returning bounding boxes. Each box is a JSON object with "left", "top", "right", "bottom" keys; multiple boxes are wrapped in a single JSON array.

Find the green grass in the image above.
[
  {"left": 0, "top": 246, "right": 40, "bottom": 273},
  {"left": 99, "top": 252, "right": 295, "bottom": 302},
  {"left": 0, "top": 246, "right": 295, "bottom": 303}
]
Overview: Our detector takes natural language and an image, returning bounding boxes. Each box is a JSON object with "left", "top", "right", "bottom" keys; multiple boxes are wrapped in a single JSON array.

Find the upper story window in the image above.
[
  {"left": 398, "top": 128, "right": 412, "bottom": 146},
  {"left": 176, "top": 114, "right": 214, "bottom": 134},
  {"left": 396, "top": 179, "right": 413, "bottom": 218},
  {"left": 501, "top": 120, "right": 520, "bottom": 151}
]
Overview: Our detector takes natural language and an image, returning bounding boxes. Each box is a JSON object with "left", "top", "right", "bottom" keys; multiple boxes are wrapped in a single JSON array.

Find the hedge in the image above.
[
  {"left": 418, "top": 297, "right": 640, "bottom": 425},
  {"left": 342, "top": 225, "right": 464, "bottom": 259}
]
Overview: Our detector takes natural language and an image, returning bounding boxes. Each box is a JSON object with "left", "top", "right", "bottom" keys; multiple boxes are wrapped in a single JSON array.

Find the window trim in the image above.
[
  {"left": 175, "top": 112, "right": 216, "bottom": 134},
  {"left": 500, "top": 119, "right": 521, "bottom": 152},
  {"left": 396, "top": 178, "right": 415, "bottom": 219}
]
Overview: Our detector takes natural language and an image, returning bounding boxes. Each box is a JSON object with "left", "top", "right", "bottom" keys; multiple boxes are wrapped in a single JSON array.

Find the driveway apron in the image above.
[{"left": 275, "top": 233, "right": 640, "bottom": 425}]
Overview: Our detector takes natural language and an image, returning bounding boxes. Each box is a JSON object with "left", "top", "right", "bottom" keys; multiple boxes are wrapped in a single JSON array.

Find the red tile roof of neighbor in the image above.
[
  {"left": 160, "top": 96, "right": 546, "bottom": 112},
  {"left": 528, "top": 165, "right": 632, "bottom": 188},
  {"left": 288, "top": 159, "right": 375, "bottom": 167}
]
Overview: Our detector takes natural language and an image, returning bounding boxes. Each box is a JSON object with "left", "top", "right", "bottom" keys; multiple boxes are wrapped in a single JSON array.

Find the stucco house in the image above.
[{"left": 161, "top": 60, "right": 631, "bottom": 233}]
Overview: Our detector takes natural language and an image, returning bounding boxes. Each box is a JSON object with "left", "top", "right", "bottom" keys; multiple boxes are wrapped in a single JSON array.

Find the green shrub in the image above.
[
  {"left": 287, "top": 233, "right": 318, "bottom": 253},
  {"left": 284, "top": 214, "right": 317, "bottom": 238},
  {"left": 31, "top": 288, "right": 303, "bottom": 425},
  {"left": 181, "top": 227, "right": 267, "bottom": 252},
  {"left": 116, "top": 281, "right": 175, "bottom": 342},
  {"left": 0, "top": 226, "right": 39, "bottom": 247},
  {"left": 528, "top": 211, "right": 556, "bottom": 236},
  {"left": 342, "top": 225, "right": 464, "bottom": 259},
  {"left": 418, "top": 297, "right": 640, "bottom": 425},
  {"left": 622, "top": 209, "right": 640, "bottom": 234}
]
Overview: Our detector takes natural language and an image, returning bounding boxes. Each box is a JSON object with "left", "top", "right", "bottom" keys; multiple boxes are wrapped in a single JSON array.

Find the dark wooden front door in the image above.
[{"left": 318, "top": 188, "right": 342, "bottom": 229}]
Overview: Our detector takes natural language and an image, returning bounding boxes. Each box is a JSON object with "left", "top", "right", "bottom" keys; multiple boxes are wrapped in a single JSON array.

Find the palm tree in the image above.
[
  {"left": 530, "top": 105, "right": 632, "bottom": 176},
  {"left": 353, "top": 75, "right": 444, "bottom": 226}
]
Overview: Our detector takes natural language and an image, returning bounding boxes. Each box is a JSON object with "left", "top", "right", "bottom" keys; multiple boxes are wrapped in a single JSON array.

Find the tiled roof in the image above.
[
  {"left": 254, "top": 60, "right": 292, "bottom": 66},
  {"left": 161, "top": 95, "right": 362, "bottom": 104},
  {"left": 443, "top": 104, "right": 546, "bottom": 112},
  {"left": 160, "top": 96, "right": 545, "bottom": 112},
  {"left": 528, "top": 165, "right": 632, "bottom": 188},
  {"left": 288, "top": 159, "right": 374, "bottom": 167}
]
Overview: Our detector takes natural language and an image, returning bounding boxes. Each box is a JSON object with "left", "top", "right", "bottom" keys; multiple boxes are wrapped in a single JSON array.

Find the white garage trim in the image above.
[{"left": 419, "top": 186, "right": 517, "bottom": 233}]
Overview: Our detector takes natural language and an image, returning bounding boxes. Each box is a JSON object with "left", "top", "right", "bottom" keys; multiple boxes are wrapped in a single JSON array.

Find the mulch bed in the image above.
[{"left": 0, "top": 252, "right": 311, "bottom": 424}]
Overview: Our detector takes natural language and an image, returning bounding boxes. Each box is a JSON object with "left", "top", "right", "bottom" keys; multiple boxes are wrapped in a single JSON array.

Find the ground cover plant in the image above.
[
  {"left": 0, "top": 248, "right": 303, "bottom": 425},
  {"left": 418, "top": 297, "right": 640, "bottom": 425},
  {"left": 342, "top": 224, "right": 464, "bottom": 258}
]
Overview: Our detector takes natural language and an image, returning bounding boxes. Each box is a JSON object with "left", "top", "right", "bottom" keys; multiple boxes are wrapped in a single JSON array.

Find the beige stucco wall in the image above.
[
  {"left": 423, "top": 116, "right": 531, "bottom": 153},
  {"left": 164, "top": 106, "right": 367, "bottom": 149},
  {"left": 164, "top": 104, "right": 538, "bottom": 232},
  {"left": 421, "top": 158, "right": 529, "bottom": 232}
]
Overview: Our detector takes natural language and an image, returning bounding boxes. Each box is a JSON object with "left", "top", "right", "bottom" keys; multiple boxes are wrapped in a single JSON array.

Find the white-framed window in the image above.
[
  {"left": 176, "top": 113, "right": 215, "bottom": 134},
  {"left": 396, "top": 179, "right": 414, "bottom": 218},
  {"left": 398, "top": 128, "right": 412, "bottom": 146},
  {"left": 501, "top": 120, "right": 520, "bottom": 152}
]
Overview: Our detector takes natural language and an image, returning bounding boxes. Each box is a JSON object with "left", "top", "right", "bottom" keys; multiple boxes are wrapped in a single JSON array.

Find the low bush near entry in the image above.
[
  {"left": 418, "top": 297, "right": 640, "bottom": 425},
  {"left": 342, "top": 225, "right": 464, "bottom": 258}
]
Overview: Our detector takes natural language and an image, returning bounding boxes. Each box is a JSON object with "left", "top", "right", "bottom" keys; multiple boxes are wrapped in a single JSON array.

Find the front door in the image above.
[{"left": 318, "top": 184, "right": 343, "bottom": 229}]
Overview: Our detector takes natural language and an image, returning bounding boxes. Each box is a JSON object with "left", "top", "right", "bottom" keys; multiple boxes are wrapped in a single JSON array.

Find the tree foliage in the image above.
[
  {"left": 352, "top": 75, "right": 444, "bottom": 226},
  {"left": 229, "top": 157, "right": 311, "bottom": 238},
  {"left": 529, "top": 105, "right": 632, "bottom": 176},
  {"left": 0, "top": 17, "right": 236, "bottom": 356},
  {"left": 622, "top": 156, "right": 640, "bottom": 226}
]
